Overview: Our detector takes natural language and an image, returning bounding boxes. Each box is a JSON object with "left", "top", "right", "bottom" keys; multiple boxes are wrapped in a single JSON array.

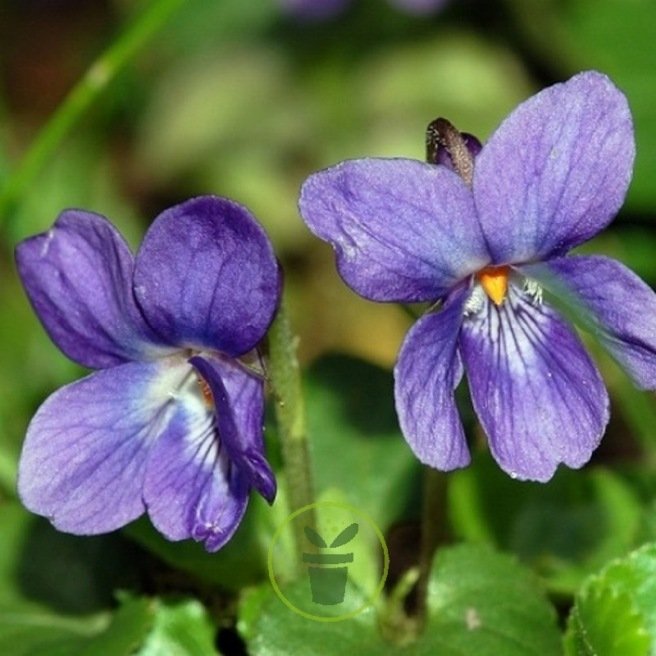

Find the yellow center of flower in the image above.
[{"left": 476, "top": 265, "right": 510, "bottom": 306}]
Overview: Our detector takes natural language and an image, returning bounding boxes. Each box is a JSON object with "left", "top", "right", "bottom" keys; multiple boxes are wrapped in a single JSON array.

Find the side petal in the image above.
[
  {"left": 190, "top": 355, "right": 276, "bottom": 503},
  {"left": 15, "top": 210, "right": 165, "bottom": 369},
  {"left": 460, "top": 286, "right": 609, "bottom": 481},
  {"left": 133, "top": 196, "right": 281, "bottom": 357},
  {"left": 17, "top": 359, "right": 187, "bottom": 534},
  {"left": 299, "top": 158, "right": 489, "bottom": 302},
  {"left": 523, "top": 255, "right": 656, "bottom": 390},
  {"left": 473, "top": 71, "right": 634, "bottom": 263},
  {"left": 143, "top": 402, "right": 250, "bottom": 553},
  {"left": 394, "top": 289, "right": 470, "bottom": 469}
]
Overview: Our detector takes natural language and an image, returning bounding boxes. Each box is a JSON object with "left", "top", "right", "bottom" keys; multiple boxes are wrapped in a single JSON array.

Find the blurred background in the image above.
[{"left": 1, "top": 0, "right": 656, "bottom": 649}]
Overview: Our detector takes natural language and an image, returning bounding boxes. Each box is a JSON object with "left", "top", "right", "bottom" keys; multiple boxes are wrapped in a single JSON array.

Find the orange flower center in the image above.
[
  {"left": 196, "top": 375, "right": 214, "bottom": 408},
  {"left": 476, "top": 265, "right": 510, "bottom": 306}
]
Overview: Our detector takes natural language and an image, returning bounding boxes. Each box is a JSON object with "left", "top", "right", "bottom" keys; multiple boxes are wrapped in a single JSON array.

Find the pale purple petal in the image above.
[
  {"left": 460, "top": 285, "right": 609, "bottom": 481},
  {"left": 388, "top": 0, "right": 449, "bottom": 15},
  {"left": 143, "top": 398, "right": 249, "bottom": 552},
  {"left": 190, "top": 355, "right": 275, "bottom": 502},
  {"left": 17, "top": 358, "right": 188, "bottom": 534},
  {"left": 473, "top": 71, "right": 634, "bottom": 263},
  {"left": 15, "top": 210, "right": 165, "bottom": 369},
  {"left": 394, "top": 288, "right": 470, "bottom": 469},
  {"left": 299, "top": 158, "right": 489, "bottom": 302},
  {"left": 522, "top": 255, "right": 656, "bottom": 390},
  {"left": 134, "top": 196, "right": 281, "bottom": 357}
]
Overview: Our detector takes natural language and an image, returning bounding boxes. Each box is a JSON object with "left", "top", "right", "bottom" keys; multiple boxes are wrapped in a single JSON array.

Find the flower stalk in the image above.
[{"left": 267, "top": 294, "right": 316, "bottom": 559}]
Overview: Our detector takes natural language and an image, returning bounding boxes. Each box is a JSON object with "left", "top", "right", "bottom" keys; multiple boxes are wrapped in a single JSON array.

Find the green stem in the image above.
[
  {"left": 414, "top": 466, "right": 448, "bottom": 626},
  {"left": 267, "top": 294, "right": 316, "bottom": 560},
  {"left": 0, "top": 0, "right": 184, "bottom": 225}
]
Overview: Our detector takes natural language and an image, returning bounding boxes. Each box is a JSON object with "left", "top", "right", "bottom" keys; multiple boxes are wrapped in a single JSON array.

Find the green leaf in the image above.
[
  {"left": 136, "top": 597, "right": 218, "bottom": 656},
  {"left": 449, "top": 454, "right": 642, "bottom": 594},
  {"left": 0, "top": 596, "right": 154, "bottom": 656},
  {"left": 564, "top": 542, "right": 656, "bottom": 655},
  {"left": 239, "top": 543, "right": 560, "bottom": 655}
]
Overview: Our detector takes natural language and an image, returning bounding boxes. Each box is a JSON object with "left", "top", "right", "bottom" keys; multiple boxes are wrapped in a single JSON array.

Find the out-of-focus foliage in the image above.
[{"left": 1, "top": 0, "right": 656, "bottom": 653}]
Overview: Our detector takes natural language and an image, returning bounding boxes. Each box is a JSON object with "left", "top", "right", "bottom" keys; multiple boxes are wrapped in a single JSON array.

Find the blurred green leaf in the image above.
[
  {"left": 564, "top": 542, "right": 656, "bottom": 655},
  {"left": 0, "top": 501, "right": 143, "bottom": 614},
  {"left": 305, "top": 355, "right": 422, "bottom": 530},
  {"left": 124, "top": 492, "right": 274, "bottom": 592},
  {"left": 136, "top": 597, "right": 218, "bottom": 656},
  {"left": 449, "top": 455, "right": 642, "bottom": 594},
  {"left": 239, "top": 543, "right": 561, "bottom": 655}
]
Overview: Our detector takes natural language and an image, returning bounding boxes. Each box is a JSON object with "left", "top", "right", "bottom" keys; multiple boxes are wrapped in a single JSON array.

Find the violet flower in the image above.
[
  {"left": 299, "top": 71, "right": 656, "bottom": 481},
  {"left": 16, "top": 196, "right": 280, "bottom": 551}
]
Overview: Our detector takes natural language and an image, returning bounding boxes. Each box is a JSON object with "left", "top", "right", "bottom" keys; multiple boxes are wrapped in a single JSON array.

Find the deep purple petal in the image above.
[
  {"left": 190, "top": 355, "right": 276, "bottom": 503},
  {"left": 460, "top": 285, "right": 609, "bottom": 481},
  {"left": 143, "top": 400, "right": 249, "bottom": 552},
  {"left": 473, "top": 71, "right": 634, "bottom": 263},
  {"left": 522, "top": 255, "right": 656, "bottom": 390},
  {"left": 299, "top": 158, "right": 489, "bottom": 302},
  {"left": 394, "top": 288, "right": 470, "bottom": 469},
  {"left": 134, "top": 196, "right": 281, "bottom": 357},
  {"left": 17, "top": 359, "right": 187, "bottom": 534},
  {"left": 15, "top": 210, "right": 165, "bottom": 369}
]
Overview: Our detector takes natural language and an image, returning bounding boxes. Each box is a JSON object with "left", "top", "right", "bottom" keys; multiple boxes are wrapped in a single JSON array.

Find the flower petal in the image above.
[
  {"left": 143, "top": 401, "right": 250, "bottom": 552},
  {"left": 15, "top": 210, "right": 164, "bottom": 368},
  {"left": 394, "top": 288, "right": 470, "bottom": 469},
  {"left": 17, "top": 359, "right": 187, "bottom": 534},
  {"left": 133, "top": 196, "right": 281, "bottom": 356},
  {"left": 473, "top": 71, "right": 634, "bottom": 263},
  {"left": 460, "top": 286, "right": 609, "bottom": 481},
  {"left": 190, "top": 355, "right": 276, "bottom": 503},
  {"left": 523, "top": 255, "right": 656, "bottom": 390},
  {"left": 299, "top": 158, "right": 489, "bottom": 302}
]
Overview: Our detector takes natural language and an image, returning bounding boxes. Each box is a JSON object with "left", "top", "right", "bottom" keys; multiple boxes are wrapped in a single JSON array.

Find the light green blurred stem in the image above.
[
  {"left": 267, "top": 295, "right": 316, "bottom": 560},
  {"left": 0, "top": 0, "right": 184, "bottom": 225}
]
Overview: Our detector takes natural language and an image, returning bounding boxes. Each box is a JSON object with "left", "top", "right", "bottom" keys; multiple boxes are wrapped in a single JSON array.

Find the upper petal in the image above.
[
  {"left": 133, "top": 196, "right": 281, "bottom": 356},
  {"left": 473, "top": 71, "right": 634, "bottom": 263},
  {"left": 460, "top": 286, "right": 609, "bottom": 481},
  {"left": 394, "top": 288, "right": 470, "bottom": 469},
  {"left": 15, "top": 210, "right": 165, "bottom": 369},
  {"left": 190, "top": 354, "right": 276, "bottom": 503},
  {"left": 522, "top": 255, "right": 656, "bottom": 390},
  {"left": 299, "top": 158, "right": 489, "bottom": 302},
  {"left": 17, "top": 358, "right": 187, "bottom": 534}
]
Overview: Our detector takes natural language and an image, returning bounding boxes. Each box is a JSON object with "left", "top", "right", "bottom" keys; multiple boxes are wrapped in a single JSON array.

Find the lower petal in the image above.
[
  {"left": 522, "top": 255, "right": 656, "bottom": 390},
  {"left": 394, "top": 289, "right": 470, "bottom": 470},
  {"left": 460, "top": 287, "right": 609, "bottom": 481},
  {"left": 190, "top": 354, "right": 275, "bottom": 502},
  {"left": 17, "top": 359, "right": 185, "bottom": 533},
  {"left": 143, "top": 403, "right": 250, "bottom": 552}
]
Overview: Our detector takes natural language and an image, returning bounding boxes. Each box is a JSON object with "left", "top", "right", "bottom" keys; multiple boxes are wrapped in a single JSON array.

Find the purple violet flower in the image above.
[
  {"left": 299, "top": 71, "right": 656, "bottom": 481},
  {"left": 15, "top": 196, "right": 281, "bottom": 551}
]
